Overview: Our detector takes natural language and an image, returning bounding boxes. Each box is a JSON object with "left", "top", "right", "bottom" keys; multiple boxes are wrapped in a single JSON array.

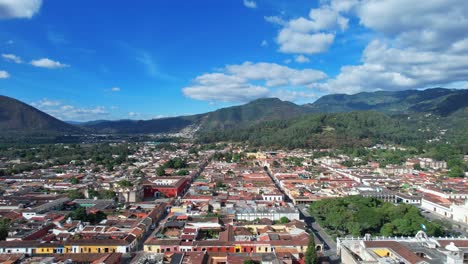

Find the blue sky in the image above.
[{"left": 1, "top": 0, "right": 467, "bottom": 121}]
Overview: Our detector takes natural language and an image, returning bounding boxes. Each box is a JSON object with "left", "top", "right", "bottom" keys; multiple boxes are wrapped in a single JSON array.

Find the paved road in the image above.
[
  {"left": 420, "top": 209, "right": 468, "bottom": 236},
  {"left": 262, "top": 166, "right": 292, "bottom": 203},
  {"left": 264, "top": 167, "right": 341, "bottom": 262},
  {"left": 297, "top": 206, "right": 339, "bottom": 262}
]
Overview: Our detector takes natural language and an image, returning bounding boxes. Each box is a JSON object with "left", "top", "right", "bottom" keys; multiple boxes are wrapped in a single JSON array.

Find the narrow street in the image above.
[{"left": 263, "top": 166, "right": 340, "bottom": 262}]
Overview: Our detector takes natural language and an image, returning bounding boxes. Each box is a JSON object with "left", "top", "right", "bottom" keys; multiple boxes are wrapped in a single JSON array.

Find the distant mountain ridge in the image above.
[
  {"left": 0, "top": 88, "right": 466, "bottom": 138},
  {"left": 304, "top": 88, "right": 468, "bottom": 116},
  {"left": 81, "top": 97, "right": 309, "bottom": 134}
]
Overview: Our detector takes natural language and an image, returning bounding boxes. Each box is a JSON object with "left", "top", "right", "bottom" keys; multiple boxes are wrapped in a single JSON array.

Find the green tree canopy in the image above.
[{"left": 305, "top": 233, "right": 318, "bottom": 264}]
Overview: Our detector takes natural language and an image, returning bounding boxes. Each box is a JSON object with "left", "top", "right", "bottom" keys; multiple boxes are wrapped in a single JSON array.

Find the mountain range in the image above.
[
  {"left": 304, "top": 88, "right": 468, "bottom": 116},
  {"left": 0, "top": 88, "right": 467, "bottom": 141}
]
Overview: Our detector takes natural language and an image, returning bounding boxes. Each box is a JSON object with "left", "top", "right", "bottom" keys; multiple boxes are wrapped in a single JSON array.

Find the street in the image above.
[
  {"left": 262, "top": 166, "right": 340, "bottom": 262},
  {"left": 420, "top": 208, "right": 468, "bottom": 236}
]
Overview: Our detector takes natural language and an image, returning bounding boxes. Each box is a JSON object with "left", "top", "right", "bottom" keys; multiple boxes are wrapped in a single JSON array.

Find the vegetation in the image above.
[
  {"left": 198, "top": 111, "right": 432, "bottom": 149},
  {"left": 0, "top": 218, "right": 10, "bottom": 241},
  {"left": 305, "top": 88, "right": 468, "bottom": 116},
  {"left": 67, "top": 190, "right": 85, "bottom": 200},
  {"left": 0, "top": 95, "right": 80, "bottom": 135},
  {"left": 305, "top": 233, "right": 318, "bottom": 264},
  {"left": 175, "top": 169, "right": 189, "bottom": 176},
  {"left": 69, "top": 207, "right": 107, "bottom": 224},
  {"left": 163, "top": 157, "right": 187, "bottom": 169},
  {"left": 88, "top": 189, "right": 116, "bottom": 200},
  {"left": 0, "top": 143, "right": 137, "bottom": 176},
  {"left": 309, "top": 196, "right": 445, "bottom": 238},
  {"left": 117, "top": 180, "right": 133, "bottom": 188},
  {"left": 213, "top": 151, "right": 245, "bottom": 163},
  {"left": 156, "top": 157, "right": 189, "bottom": 176},
  {"left": 70, "top": 177, "right": 79, "bottom": 184}
]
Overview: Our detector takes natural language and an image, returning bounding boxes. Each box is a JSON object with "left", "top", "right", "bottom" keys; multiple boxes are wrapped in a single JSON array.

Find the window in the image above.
[{"left": 462, "top": 253, "right": 468, "bottom": 262}]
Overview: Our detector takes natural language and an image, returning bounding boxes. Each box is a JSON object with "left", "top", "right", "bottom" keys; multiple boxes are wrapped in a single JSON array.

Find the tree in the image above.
[
  {"left": 448, "top": 166, "right": 464, "bottom": 178},
  {"left": 309, "top": 196, "right": 446, "bottom": 237},
  {"left": 88, "top": 189, "right": 100, "bottom": 199},
  {"left": 279, "top": 216, "right": 290, "bottom": 224},
  {"left": 0, "top": 218, "right": 10, "bottom": 241},
  {"left": 176, "top": 169, "right": 189, "bottom": 176},
  {"left": 215, "top": 181, "right": 226, "bottom": 189},
  {"left": 70, "top": 207, "right": 88, "bottom": 221},
  {"left": 70, "top": 177, "right": 79, "bottom": 184},
  {"left": 70, "top": 207, "right": 107, "bottom": 224},
  {"left": 68, "top": 190, "right": 85, "bottom": 200},
  {"left": 156, "top": 166, "right": 166, "bottom": 176},
  {"left": 101, "top": 190, "right": 117, "bottom": 200},
  {"left": 117, "top": 180, "right": 133, "bottom": 187},
  {"left": 305, "top": 234, "right": 318, "bottom": 264},
  {"left": 380, "top": 223, "right": 396, "bottom": 236}
]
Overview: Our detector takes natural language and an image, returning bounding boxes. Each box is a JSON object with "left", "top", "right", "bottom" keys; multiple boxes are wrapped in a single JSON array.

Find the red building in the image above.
[{"left": 143, "top": 177, "right": 189, "bottom": 198}]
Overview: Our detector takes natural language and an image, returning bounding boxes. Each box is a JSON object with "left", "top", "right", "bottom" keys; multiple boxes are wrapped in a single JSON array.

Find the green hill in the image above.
[
  {"left": 0, "top": 95, "right": 80, "bottom": 134},
  {"left": 82, "top": 98, "right": 309, "bottom": 134},
  {"left": 304, "top": 88, "right": 468, "bottom": 115}
]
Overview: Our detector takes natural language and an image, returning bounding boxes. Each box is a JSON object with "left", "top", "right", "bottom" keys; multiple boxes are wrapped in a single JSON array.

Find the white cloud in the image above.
[
  {"left": 0, "top": 0, "right": 42, "bottom": 19},
  {"left": 269, "top": 3, "right": 349, "bottom": 55},
  {"left": 295, "top": 55, "right": 310, "bottom": 63},
  {"left": 264, "top": 16, "right": 286, "bottom": 26},
  {"left": 183, "top": 73, "right": 269, "bottom": 102},
  {"left": 111, "top": 87, "right": 121, "bottom": 92},
  {"left": 243, "top": 0, "right": 256, "bottom": 9},
  {"left": 183, "top": 62, "right": 327, "bottom": 102},
  {"left": 226, "top": 62, "right": 326, "bottom": 86},
  {"left": 30, "top": 58, "right": 69, "bottom": 69},
  {"left": 355, "top": 0, "right": 468, "bottom": 51},
  {"left": 304, "top": 0, "right": 468, "bottom": 94},
  {"left": 2, "top": 53, "right": 22, "bottom": 63},
  {"left": 128, "top": 112, "right": 139, "bottom": 117},
  {"left": 0, "top": 70, "right": 10, "bottom": 79},
  {"left": 260, "top": 40, "right": 268, "bottom": 47},
  {"left": 277, "top": 29, "right": 335, "bottom": 54},
  {"left": 31, "top": 98, "right": 110, "bottom": 121},
  {"left": 314, "top": 40, "right": 468, "bottom": 94},
  {"left": 31, "top": 98, "right": 61, "bottom": 108}
]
